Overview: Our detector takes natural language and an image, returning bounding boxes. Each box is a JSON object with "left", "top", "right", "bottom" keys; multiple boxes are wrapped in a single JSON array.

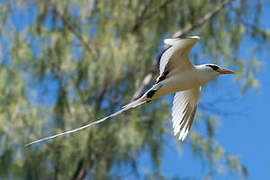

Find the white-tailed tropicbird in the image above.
[{"left": 26, "top": 36, "right": 235, "bottom": 146}]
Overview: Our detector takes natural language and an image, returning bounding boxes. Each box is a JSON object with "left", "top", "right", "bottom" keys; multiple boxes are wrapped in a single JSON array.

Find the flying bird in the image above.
[{"left": 26, "top": 36, "right": 235, "bottom": 147}]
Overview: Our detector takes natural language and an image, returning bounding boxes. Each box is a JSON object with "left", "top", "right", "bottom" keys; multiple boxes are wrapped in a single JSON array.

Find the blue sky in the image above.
[
  {"left": 158, "top": 61, "right": 270, "bottom": 180},
  {"left": 3, "top": 1, "right": 270, "bottom": 179},
  {"left": 155, "top": 2, "right": 270, "bottom": 180}
]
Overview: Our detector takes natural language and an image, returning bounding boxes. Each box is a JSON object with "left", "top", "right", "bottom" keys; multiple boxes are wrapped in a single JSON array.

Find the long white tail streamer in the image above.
[{"left": 25, "top": 99, "right": 146, "bottom": 147}]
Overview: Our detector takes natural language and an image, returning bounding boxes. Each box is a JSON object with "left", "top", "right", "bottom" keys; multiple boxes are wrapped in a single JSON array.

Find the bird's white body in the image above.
[
  {"left": 150, "top": 66, "right": 219, "bottom": 100},
  {"left": 26, "top": 36, "right": 234, "bottom": 146}
]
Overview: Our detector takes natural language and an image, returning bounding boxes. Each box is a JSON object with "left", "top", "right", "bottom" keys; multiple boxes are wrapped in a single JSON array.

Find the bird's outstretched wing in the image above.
[
  {"left": 172, "top": 87, "right": 201, "bottom": 141},
  {"left": 157, "top": 36, "right": 200, "bottom": 82}
]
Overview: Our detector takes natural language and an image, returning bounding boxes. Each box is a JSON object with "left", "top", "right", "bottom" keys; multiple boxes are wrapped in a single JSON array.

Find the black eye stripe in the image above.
[{"left": 206, "top": 65, "right": 219, "bottom": 71}]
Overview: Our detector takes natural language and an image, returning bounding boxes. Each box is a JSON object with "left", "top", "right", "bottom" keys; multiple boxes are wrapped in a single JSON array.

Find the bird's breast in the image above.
[{"left": 152, "top": 70, "right": 209, "bottom": 99}]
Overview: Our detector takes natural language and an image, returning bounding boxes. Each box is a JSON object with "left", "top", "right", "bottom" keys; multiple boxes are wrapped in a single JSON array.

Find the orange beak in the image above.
[{"left": 218, "top": 69, "right": 235, "bottom": 74}]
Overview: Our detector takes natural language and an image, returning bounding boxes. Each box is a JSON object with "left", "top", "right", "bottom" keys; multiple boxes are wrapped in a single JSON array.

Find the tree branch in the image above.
[
  {"left": 51, "top": 5, "right": 94, "bottom": 55},
  {"left": 94, "top": 78, "right": 109, "bottom": 112},
  {"left": 132, "top": 69, "right": 157, "bottom": 100},
  {"left": 72, "top": 157, "right": 89, "bottom": 180},
  {"left": 72, "top": 78, "right": 109, "bottom": 179},
  {"left": 132, "top": 1, "right": 153, "bottom": 32},
  {"left": 172, "top": 0, "right": 235, "bottom": 37},
  {"left": 132, "top": 0, "right": 176, "bottom": 32},
  {"left": 132, "top": 0, "right": 235, "bottom": 100},
  {"left": 145, "top": 0, "right": 175, "bottom": 20}
]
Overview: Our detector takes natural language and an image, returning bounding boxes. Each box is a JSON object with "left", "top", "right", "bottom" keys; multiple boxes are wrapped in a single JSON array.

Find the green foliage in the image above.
[{"left": 0, "top": 0, "right": 268, "bottom": 179}]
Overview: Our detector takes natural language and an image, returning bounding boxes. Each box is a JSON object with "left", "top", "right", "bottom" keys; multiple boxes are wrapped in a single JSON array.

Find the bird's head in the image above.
[{"left": 204, "top": 64, "right": 235, "bottom": 75}]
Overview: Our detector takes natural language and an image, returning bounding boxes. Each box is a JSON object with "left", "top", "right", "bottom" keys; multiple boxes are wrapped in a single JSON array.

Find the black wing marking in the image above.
[
  {"left": 156, "top": 71, "right": 169, "bottom": 83},
  {"left": 146, "top": 90, "right": 156, "bottom": 98},
  {"left": 157, "top": 45, "right": 172, "bottom": 70}
]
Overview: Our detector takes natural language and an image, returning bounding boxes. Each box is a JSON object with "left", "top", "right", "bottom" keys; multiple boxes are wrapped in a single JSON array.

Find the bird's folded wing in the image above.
[
  {"left": 158, "top": 36, "right": 200, "bottom": 79},
  {"left": 172, "top": 87, "right": 201, "bottom": 141}
]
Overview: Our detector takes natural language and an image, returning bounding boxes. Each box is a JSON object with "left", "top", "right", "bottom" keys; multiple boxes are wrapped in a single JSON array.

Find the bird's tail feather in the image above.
[{"left": 25, "top": 98, "right": 146, "bottom": 147}]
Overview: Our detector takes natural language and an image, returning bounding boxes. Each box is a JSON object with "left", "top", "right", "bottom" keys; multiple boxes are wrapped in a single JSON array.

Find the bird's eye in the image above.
[{"left": 206, "top": 65, "right": 219, "bottom": 71}]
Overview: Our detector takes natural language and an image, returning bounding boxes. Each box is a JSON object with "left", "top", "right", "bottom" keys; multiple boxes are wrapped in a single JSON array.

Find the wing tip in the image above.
[{"left": 178, "top": 130, "right": 189, "bottom": 142}]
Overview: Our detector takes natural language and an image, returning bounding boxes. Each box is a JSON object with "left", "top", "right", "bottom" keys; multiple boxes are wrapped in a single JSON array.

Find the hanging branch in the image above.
[
  {"left": 172, "top": 0, "right": 235, "bottom": 37},
  {"left": 132, "top": 0, "right": 175, "bottom": 32},
  {"left": 51, "top": 5, "right": 94, "bottom": 55}
]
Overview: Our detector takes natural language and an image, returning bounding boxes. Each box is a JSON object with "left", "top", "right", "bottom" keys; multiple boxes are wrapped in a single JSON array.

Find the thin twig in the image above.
[
  {"left": 132, "top": 1, "right": 153, "bottom": 32},
  {"left": 131, "top": 69, "right": 157, "bottom": 100},
  {"left": 52, "top": 6, "right": 94, "bottom": 55},
  {"left": 132, "top": 0, "right": 176, "bottom": 32},
  {"left": 145, "top": 0, "right": 175, "bottom": 20},
  {"left": 172, "top": 0, "right": 235, "bottom": 37}
]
